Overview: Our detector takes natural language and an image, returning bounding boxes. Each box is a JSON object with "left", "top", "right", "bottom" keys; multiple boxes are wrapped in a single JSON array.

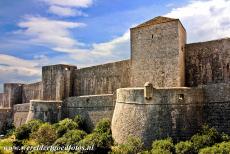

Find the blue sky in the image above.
[{"left": 0, "top": 0, "right": 230, "bottom": 92}]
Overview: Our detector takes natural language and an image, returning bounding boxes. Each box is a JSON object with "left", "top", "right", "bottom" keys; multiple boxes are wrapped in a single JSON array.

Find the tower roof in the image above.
[{"left": 132, "top": 16, "right": 178, "bottom": 29}]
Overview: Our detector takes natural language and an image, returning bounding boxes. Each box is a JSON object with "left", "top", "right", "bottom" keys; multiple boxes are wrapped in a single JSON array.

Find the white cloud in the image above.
[
  {"left": 53, "top": 31, "right": 130, "bottom": 64},
  {"left": 91, "top": 31, "right": 130, "bottom": 56},
  {"left": 48, "top": 5, "right": 87, "bottom": 17},
  {"left": 42, "top": 0, "right": 93, "bottom": 17},
  {"left": 0, "top": 54, "right": 42, "bottom": 92},
  {"left": 43, "top": 0, "right": 93, "bottom": 8},
  {"left": 166, "top": 0, "right": 230, "bottom": 42},
  {"left": 17, "top": 16, "right": 85, "bottom": 52}
]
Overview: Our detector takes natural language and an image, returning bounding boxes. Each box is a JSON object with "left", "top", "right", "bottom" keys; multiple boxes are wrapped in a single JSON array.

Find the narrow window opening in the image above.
[{"left": 178, "top": 94, "right": 184, "bottom": 101}]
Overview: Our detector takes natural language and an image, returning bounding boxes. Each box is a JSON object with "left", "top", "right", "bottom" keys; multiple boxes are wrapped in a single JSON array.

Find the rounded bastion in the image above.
[{"left": 111, "top": 87, "right": 204, "bottom": 147}]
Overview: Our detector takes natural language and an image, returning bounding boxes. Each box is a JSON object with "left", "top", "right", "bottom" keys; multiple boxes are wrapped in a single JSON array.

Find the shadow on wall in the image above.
[{"left": 62, "top": 94, "right": 115, "bottom": 132}]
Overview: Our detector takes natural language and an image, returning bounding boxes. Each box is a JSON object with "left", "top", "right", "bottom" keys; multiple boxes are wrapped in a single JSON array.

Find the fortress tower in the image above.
[{"left": 130, "top": 16, "right": 186, "bottom": 87}]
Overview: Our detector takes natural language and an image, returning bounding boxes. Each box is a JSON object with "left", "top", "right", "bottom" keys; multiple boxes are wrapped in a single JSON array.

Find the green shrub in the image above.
[
  {"left": 73, "top": 115, "right": 85, "bottom": 129},
  {"left": 190, "top": 134, "right": 213, "bottom": 152},
  {"left": 15, "top": 124, "right": 31, "bottom": 140},
  {"left": 199, "top": 141, "right": 230, "bottom": 154},
  {"left": 26, "top": 120, "right": 43, "bottom": 133},
  {"left": 175, "top": 141, "right": 194, "bottom": 154},
  {"left": 15, "top": 120, "right": 43, "bottom": 140},
  {"left": 0, "top": 138, "right": 14, "bottom": 154},
  {"left": 200, "top": 125, "right": 220, "bottom": 142},
  {"left": 110, "top": 136, "right": 143, "bottom": 154},
  {"left": 2, "top": 123, "right": 15, "bottom": 137},
  {"left": 190, "top": 125, "right": 221, "bottom": 152},
  {"left": 151, "top": 138, "right": 174, "bottom": 154},
  {"left": 221, "top": 133, "right": 230, "bottom": 142},
  {"left": 59, "top": 118, "right": 78, "bottom": 130},
  {"left": 79, "top": 132, "right": 112, "bottom": 149},
  {"left": 151, "top": 149, "right": 172, "bottom": 154},
  {"left": 94, "top": 118, "right": 111, "bottom": 134},
  {"left": 54, "top": 130, "right": 87, "bottom": 146},
  {"left": 56, "top": 125, "right": 68, "bottom": 138},
  {"left": 55, "top": 118, "right": 78, "bottom": 137},
  {"left": 33, "top": 123, "right": 57, "bottom": 145}
]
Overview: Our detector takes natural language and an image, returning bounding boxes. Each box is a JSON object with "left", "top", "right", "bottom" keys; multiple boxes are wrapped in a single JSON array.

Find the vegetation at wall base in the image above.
[{"left": 1, "top": 118, "right": 230, "bottom": 154}]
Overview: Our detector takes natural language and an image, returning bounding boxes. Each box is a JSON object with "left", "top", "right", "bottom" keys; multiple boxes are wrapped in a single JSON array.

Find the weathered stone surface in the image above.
[
  {"left": 0, "top": 108, "right": 12, "bottom": 134},
  {"left": 4, "top": 83, "right": 23, "bottom": 107},
  {"left": 74, "top": 60, "right": 130, "bottom": 96},
  {"left": 63, "top": 94, "right": 115, "bottom": 131},
  {"left": 0, "top": 93, "right": 9, "bottom": 108},
  {"left": 202, "top": 83, "right": 230, "bottom": 134},
  {"left": 112, "top": 87, "right": 204, "bottom": 147},
  {"left": 130, "top": 17, "right": 186, "bottom": 87},
  {"left": 22, "top": 82, "right": 43, "bottom": 103},
  {"left": 185, "top": 38, "right": 230, "bottom": 87},
  {"left": 26, "top": 100, "right": 62, "bottom": 124},
  {"left": 42, "top": 64, "right": 77, "bottom": 100},
  {"left": 13, "top": 103, "right": 30, "bottom": 128}
]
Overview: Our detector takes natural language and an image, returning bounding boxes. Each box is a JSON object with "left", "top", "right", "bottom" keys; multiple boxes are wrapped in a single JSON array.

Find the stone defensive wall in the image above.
[
  {"left": 0, "top": 93, "right": 9, "bottom": 108},
  {"left": 112, "top": 87, "right": 204, "bottom": 147},
  {"left": 74, "top": 60, "right": 131, "bottom": 96},
  {"left": 13, "top": 103, "right": 30, "bottom": 128},
  {"left": 13, "top": 100, "right": 62, "bottom": 128},
  {"left": 22, "top": 82, "right": 43, "bottom": 104},
  {"left": 202, "top": 83, "right": 230, "bottom": 134},
  {"left": 0, "top": 108, "right": 12, "bottom": 134},
  {"left": 62, "top": 94, "right": 115, "bottom": 131},
  {"left": 26, "top": 100, "right": 62, "bottom": 124},
  {"left": 185, "top": 38, "right": 230, "bottom": 87}
]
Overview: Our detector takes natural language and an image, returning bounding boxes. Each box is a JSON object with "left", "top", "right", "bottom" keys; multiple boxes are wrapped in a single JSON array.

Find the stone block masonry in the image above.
[
  {"left": 4, "top": 83, "right": 23, "bottom": 107},
  {"left": 0, "top": 93, "right": 9, "bottom": 108},
  {"left": 0, "top": 108, "right": 12, "bottom": 134},
  {"left": 202, "top": 83, "right": 230, "bottom": 134},
  {"left": 130, "top": 17, "right": 186, "bottom": 87},
  {"left": 13, "top": 103, "right": 30, "bottom": 128},
  {"left": 112, "top": 87, "right": 204, "bottom": 147},
  {"left": 42, "top": 64, "right": 77, "bottom": 100},
  {"left": 63, "top": 94, "right": 115, "bottom": 131},
  {"left": 26, "top": 100, "right": 62, "bottom": 124},
  {"left": 185, "top": 38, "right": 230, "bottom": 87},
  {"left": 22, "top": 82, "right": 43, "bottom": 104},
  {"left": 0, "top": 16, "right": 229, "bottom": 147},
  {"left": 74, "top": 60, "right": 131, "bottom": 96}
]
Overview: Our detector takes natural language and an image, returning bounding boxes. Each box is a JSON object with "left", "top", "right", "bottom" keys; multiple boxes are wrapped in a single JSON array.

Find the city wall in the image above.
[
  {"left": 63, "top": 94, "right": 115, "bottom": 131},
  {"left": 112, "top": 87, "right": 204, "bottom": 147},
  {"left": 22, "top": 82, "right": 43, "bottom": 103},
  {"left": 13, "top": 103, "right": 30, "bottom": 128},
  {"left": 185, "top": 38, "right": 230, "bottom": 87},
  {"left": 74, "top": 60, "right": 131, "bottom": 96},
  {"left": 0, "top": 108, "right": 12, "bottom": 134}
]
